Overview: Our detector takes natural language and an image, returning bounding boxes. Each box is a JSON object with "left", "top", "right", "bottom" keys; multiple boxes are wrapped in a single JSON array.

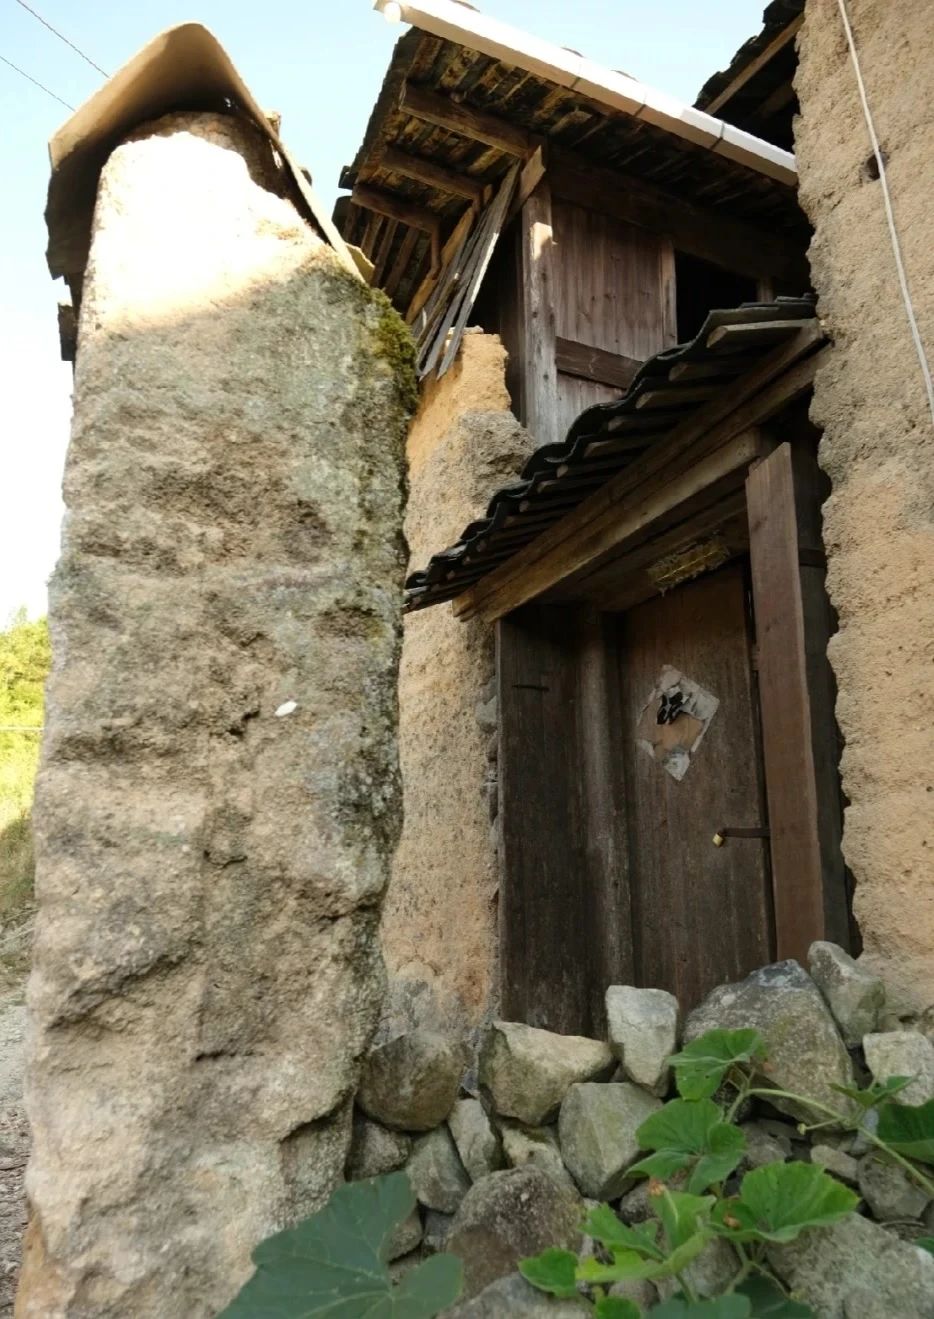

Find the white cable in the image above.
[{"left": 835, "top": 0, "right": 934, "bottom": 426}]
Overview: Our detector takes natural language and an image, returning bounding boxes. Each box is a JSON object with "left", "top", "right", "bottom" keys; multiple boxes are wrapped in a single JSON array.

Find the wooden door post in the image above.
[
  {"left": 518, "top": 180, "right": 559, "bottom": 446},
  {"left": 746, "top": 442, "right": 828, "bottom": 961}
]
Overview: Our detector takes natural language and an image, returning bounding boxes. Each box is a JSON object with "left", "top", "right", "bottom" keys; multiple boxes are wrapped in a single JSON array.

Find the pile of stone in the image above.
[{"left": 346, "top": 942, "right": 934, "bottom": 1317}]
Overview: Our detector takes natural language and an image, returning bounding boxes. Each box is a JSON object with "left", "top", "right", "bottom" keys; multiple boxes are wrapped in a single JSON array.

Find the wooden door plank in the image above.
[
  {"left": 619, "top": 565, "right": 773, "bottom": 1006},
  {"left": 746, "top": 443, "right": 825, "bottom": 960},
  {"left": 497, "top": 606, "right": 633, "bottom": 1034}
]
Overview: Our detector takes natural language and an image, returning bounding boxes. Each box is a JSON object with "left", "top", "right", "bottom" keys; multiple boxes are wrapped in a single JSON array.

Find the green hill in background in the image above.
[{"left": 0, "top": 609, "right": 50, "bottom": 926}]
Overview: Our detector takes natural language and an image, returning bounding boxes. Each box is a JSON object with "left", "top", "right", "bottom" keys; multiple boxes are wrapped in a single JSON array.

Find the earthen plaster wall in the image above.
[
  {"left": 19, "top": 113, "right": 410, "bottom": 1316},
  {"left": 795, "top": 0, "right": 934, "bottom": 1018},
  {"left": 383, "top": 332, "right": 535, "bottom": 1031}
]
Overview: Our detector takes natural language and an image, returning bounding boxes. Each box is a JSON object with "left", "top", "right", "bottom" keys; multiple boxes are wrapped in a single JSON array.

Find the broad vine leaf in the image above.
[
  {"left": 735, "top": 1275, "right": 815, "bottom": 1316},
  {"left": 632, "top": 1099, "right": 747, "bottom": 1193},
  {"left": 518, "top": 1247, "right": 579, "bottom": 1298},
  {"left": 219, "top": 1172, "right": 462, "bottom": 1318},
  {"left": 669, "top": 1030, "right": 766, "bottom": 1101},
  {"left": 830, "top": 1076, "right": 913, "bottom": 1111},
  {"left": 594, "top": 1299, "right": 641, "bottom": 1319},
  {"left": 875, "top": 1098, "right": 934, "bottom": 1166},
  {"left": 648, "top": 1296, "right": 751, "bottom": 1318},
  {"left": 577, "top": 1250, "right": 659, "bottom": 1286},
  {"left": 583, "top": 1203, "right": 663, "bottom": 1259},
  {"left": 655, "top": 1189, "right": 716, "bottom": 1252},
  {"left": 712, "top": 1162, "right": 857, "bottom": 1244}
]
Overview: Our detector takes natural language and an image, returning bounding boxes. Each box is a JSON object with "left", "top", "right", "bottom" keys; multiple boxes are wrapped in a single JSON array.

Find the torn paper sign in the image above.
[{"left": 635, "top": 665, "right": 719, "bottom": 782}]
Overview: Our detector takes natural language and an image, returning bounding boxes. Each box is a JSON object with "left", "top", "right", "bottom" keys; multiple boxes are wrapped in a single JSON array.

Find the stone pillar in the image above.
[
  {"left": 383, "top": 331, "right": 535, "bottom": 1037},
  {"left": 19, "top": 113, "right": 411, "bottom": 1316},
  {"left": 795, "top": 1, "right": 934, "bottom": 1017}
]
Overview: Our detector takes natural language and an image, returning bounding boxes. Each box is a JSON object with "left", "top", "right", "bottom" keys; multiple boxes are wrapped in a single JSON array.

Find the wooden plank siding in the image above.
[{"left": 552, "top": 200, "right": 676, "bottom": 441}]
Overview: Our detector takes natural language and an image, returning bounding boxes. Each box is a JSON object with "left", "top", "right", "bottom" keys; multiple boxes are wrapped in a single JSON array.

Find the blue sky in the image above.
[{"left": 0, "top": 0, "right": 765, "bottom": 621}]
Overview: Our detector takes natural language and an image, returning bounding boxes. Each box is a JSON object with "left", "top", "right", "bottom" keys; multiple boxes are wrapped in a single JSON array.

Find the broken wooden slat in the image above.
[
  {"left": 380, "top": 145, "right": 485, "bottom": 202},
  {"left": 406, "top": 205, "right": 474, "bottom": 326},
  {"left": 402, "top": 82, "right": 533, "bottom": 156},
  {"left": 384, "top": 226, "right": 420, "bottom": 300},
  {"left": 506, "top": 145, "right": 547, "bottom": 222},
  {"left": 435, "top": 171, "right": 518, "bottom": 375},
  {"left": 555, "top": 337, "right": 642, "bottom": 391}
]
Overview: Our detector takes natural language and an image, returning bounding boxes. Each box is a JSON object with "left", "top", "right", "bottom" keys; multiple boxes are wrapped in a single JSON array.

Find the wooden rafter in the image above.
[
  {"left": 351, "top": 184, "right": 441, "bottom": 238},
  {"left": 402, "top": 82, "right": 534, "bottom": 156},
  {"left": 379, "top": 145, "right": 485, "bottom": 202},
  {"left": 704, "top": 15, "right": 804, "bottom": 115}
]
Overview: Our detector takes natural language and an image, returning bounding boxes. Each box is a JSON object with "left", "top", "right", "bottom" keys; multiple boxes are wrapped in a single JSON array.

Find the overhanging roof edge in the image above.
[{"left": 372, "top": 0, "right": 797, "bottom": 186}]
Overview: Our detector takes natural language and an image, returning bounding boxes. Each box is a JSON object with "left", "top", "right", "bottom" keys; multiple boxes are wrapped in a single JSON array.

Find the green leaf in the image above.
[
  {"left": 649, "top": 1296, "right": 752, "bottom": 1318},
  {"left": 595, "top": 1299, "right": 642, "bottom": 1319},
  {"left": 669, "top": 1030, "right": 766, "bottom": 1101},
  {"left": 219, "top": 1172, "right": 463, "bottom": 1318},
  {"left": 714, "top": 1162, "right": 858, "bottom": 1244},
  {"left": 917, "top": 1237, "right": 934, "bottom": 1256},
  {"left": 876, "top": 1098, "right": 934, "bottom": 1165},
  {"left": 583, "top": 1203, "right": 664, "bottom": 1259},
  {"left": 577, "top": 1251, "right": 657, "bottom": 1286},
  {"left": 655, "top": 1188, "right": 716, "bottom": 1251},
  {"left": 830, "top": 1076, "right": 913, "bottom": 1111},
  {"left": 518, "top": 1248, "right": 579, "bottom": 1298},
  {"left": 633, "top": 1099, "right": 746, "bottom": 1194},
  {"left": 735, "top": 1275, "right": 815, "bottom": 1316}
]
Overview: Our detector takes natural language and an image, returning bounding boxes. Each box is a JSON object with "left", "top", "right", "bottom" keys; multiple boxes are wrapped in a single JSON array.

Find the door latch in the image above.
[{"left": 712, "top": 826, "right": 771, "bottom": 847}]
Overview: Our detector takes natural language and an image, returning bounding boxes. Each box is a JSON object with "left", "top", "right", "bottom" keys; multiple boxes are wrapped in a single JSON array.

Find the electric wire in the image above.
[
  {"left": 0, "top": 50, "right": 72, "bottom": 108},
  {"left": 836, "top": 0, "right": 934, "bottom": 426},
  {"left": 12, "top": 0, "right": 107, "bottom": 76}
]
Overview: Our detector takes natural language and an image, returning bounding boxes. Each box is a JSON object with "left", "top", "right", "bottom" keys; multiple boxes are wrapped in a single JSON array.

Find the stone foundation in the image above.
[
  {"left": 19, "top": 113, "right": 410, "bottom": 1316},
  {"left": 346, "top": 943, "right": 934, "bottom": 1315}
]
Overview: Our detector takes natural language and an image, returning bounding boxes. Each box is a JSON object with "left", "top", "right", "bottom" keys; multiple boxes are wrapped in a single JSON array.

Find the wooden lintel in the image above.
[
  {"left": 548, "top": 147, "right": 806, "bottom": 285},
  {"left": 705, "top": 15, "right": 805, "bottom": 116},
  {"left": 352, "top": 184, "right": 440, "bottom": 236},
  {"left": 402, "top": 82, "right": 534, "bottom": 156},
  {"left": 555, "top": 337, "right": 641, "bottom": 391},
  {"left": 746, "top": 441, "right": 825, "bottom": 960},
  {"left": 458, "top": 430, "right": 765, "bottom": 623},
  {"left": 452, "top": 326, "right": 825, "bottom": 621},
  {"left": 379, "top": 146, "right": 484, "bottom": 202}
]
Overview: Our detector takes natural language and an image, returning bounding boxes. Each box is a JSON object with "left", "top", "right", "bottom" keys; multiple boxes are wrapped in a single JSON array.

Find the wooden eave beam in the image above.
[
  {"left": 451, "top": 324, "right": 826, "bottom": 622},
  {"left": 379, "top": 145, "right": 485, "bottom": 202},
  {"left": 401, "top": 82, "right": 535, "bottom": 156},
  {"left": 351, "top": 184, "right": 441, "bottom": 237},
  {"left": 548, "top": 147, "right": 806, "bottom": 285},
  {"left": 704, "top": 15, "right": 805, "bottom": 116}
]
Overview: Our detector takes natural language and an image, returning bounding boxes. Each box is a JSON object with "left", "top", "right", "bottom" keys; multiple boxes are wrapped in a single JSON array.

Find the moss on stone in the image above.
[{"left": 370, "top": 289, "right": 418, "bottom": 417}]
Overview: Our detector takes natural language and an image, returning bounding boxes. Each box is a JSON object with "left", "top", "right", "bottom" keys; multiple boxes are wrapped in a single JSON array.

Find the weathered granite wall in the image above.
[
  {"left": 18, "top": 113, "right": 411, "bottom": 1316},
  {"left": 795, "top": 0, "right": 934, "bottom": 1020},
  {"left": 383, "top": 332, "right": 535, "bottom": 1033}
]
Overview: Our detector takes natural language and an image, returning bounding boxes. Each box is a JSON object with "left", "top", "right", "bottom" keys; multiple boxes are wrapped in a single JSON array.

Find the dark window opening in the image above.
[{"left": 674, "top": 252, "right": 758, "bottom": 345}]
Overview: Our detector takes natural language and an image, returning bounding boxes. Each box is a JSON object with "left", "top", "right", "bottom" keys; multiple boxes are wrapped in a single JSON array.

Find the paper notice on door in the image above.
[{"left": 635, "top": 665, "right": 719, "bottom": 781}]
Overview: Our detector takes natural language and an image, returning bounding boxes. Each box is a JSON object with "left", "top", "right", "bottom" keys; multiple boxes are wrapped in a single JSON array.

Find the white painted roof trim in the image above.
[{"left": 374, "top": 0, "right": 797, "bottom": 186}]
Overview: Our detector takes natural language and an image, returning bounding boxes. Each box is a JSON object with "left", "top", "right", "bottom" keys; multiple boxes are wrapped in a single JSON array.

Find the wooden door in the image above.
[{"left": 618, "top": 563, "right": 774, "bottom": 1007}]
